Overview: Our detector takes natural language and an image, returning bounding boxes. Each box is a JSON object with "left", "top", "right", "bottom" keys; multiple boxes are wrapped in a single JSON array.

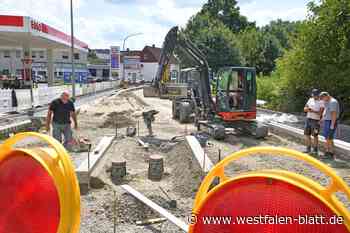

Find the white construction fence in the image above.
[{"left": 0, "top": 81, "right": 119, "bottom": 113}]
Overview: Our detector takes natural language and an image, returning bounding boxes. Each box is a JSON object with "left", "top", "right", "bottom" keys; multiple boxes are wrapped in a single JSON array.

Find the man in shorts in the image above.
[
  {"left": 320, "top": 92, "right": 340, "bottom": 159},
  {"left": 304, "top": 89, "right": 324, "bottom": 155}
]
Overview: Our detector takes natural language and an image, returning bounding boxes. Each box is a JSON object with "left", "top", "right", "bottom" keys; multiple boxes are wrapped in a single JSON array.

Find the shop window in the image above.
[
  {"left": 4, "top": 51, "right": 10, "bottom": 58},
  {"left": 16, "top": 50, "right": 21, "bottom": 58},
  {"left": 39, "top": 51, "right": 45, "bottom": 59},
  {"left": 62, "top": 52, "right": 69, "bottom": 59}
]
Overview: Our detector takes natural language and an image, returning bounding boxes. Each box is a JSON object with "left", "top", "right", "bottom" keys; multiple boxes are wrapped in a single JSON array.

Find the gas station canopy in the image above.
[{"left": 0, "top": 15, "right": 88, "bottom": 51}]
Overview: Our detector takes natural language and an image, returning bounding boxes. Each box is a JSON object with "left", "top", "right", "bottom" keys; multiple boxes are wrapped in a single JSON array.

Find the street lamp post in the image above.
[
  {"left": 122, "top": 33, "right": 143, "bottom": 81},
  {"left": 70, "top": 0, "right": 76, "bottom": 99}
]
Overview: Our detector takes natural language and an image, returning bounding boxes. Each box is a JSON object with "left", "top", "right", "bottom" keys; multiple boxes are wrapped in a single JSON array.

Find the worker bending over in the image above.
[{"left": 142, "top": 109, "right": 159, "bottom": 137}]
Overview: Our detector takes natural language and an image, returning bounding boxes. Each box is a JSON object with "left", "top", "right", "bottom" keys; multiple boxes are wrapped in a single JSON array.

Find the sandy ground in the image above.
[
  {"left": 78, "top": 90, "right": 200, "bottom": 233},
  {"left": 75, "top": 90, "right": 350, "bottom": 233},
  {"left": 1, "top": 89, "right": 349, "bottom": 233}
]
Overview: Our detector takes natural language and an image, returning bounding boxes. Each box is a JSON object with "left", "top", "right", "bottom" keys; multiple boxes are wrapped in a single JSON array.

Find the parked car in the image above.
[
  {"left": 87, "top": 76, "right": 97, "bottom": 83},
  {"left": 135, "top": 78, "right": 145, "bottom": 85},
  {"left": 0, "top": 75, "right": 9, "bottom": 80},
  {"left": 96, "top": 77, "right": 103, "bottom": 82},
  {"left": 33, "top": 75, "right": 47, "bottom": 83}
]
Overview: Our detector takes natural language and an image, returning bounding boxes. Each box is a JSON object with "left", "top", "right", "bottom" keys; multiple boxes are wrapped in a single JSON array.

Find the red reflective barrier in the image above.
[
  {"left": 0, "top": 151, "right": 60, "bottom": 233},
  {"left": 191, "top": 177, "right": 348, "bottom": 233}
]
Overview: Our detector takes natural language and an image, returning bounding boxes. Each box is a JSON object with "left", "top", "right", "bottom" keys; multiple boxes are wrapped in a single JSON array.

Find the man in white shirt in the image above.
[{"left": 304, "top": 89, "right": 324, "bottom": 155}]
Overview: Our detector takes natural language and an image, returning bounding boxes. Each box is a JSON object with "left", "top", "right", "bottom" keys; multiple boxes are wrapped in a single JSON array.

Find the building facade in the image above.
[
  {"left": 140, "top": 45, "right": 179, "bottom": 82},
  {"left": 88, "top": 45, "right": 180, "bottom": 82},
  {"left": 87, "top": 49, "right": 111, "bottom": 79},
  {"left": 0, "top": 48, "right": 88, "bottom": 82},
  {"left": 0, "top": 15, "right": 89, "bottom": 85}
]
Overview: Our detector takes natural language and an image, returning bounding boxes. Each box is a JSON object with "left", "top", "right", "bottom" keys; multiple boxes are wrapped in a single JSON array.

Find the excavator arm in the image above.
[{"left": 148, "top": 26, "right": 215, "bottom": 114}]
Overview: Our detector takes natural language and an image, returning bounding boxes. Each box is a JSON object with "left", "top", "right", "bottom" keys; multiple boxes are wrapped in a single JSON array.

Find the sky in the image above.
[{"left": 0, "top": 0, "right": 310, "bottom": 50}]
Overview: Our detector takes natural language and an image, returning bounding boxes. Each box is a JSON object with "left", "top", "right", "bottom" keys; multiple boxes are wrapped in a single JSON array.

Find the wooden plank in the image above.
[
  {"left": 136, "top": 218, "right": 167, "bottom": 226},
  {"left": 185, "top": 136, "right": 213, "bottom": 172},
  {"left": 121, "top": 185, "right": 189, "bottom": 232},
  {"left": 76, "top": 136, "right": 115, "bottom": 184}
]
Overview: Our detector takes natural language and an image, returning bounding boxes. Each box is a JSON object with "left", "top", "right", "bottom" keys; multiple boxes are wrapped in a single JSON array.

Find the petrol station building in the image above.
[{"left": 0, "top": 15, "right": 89, "bottom": 85}]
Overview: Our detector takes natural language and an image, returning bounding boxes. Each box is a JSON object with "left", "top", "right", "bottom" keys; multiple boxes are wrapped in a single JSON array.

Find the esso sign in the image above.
[{"left": 31, "top": 20, "right": 48, "bottom": 33}]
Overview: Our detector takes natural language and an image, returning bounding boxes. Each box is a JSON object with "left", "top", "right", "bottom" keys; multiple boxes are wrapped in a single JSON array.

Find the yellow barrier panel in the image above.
[
  {"left": 190, "top": 147, "right": 350, "bottom": 232},
  {"left": 0, "top": 132, "right": 80, "bottom": 233}
]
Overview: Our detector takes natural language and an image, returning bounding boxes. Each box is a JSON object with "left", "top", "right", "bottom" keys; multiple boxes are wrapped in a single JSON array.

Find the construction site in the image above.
[
  {"left": 2, "top": 84, "right": 349, "bottom": 232},
  {"left": 1, "top": 16, "right": 350, "bottom": 233},
  {"left": 73, "top": 88, "right": 350, "bottom": 233}
]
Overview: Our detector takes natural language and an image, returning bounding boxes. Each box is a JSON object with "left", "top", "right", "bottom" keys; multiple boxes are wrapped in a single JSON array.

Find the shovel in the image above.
[{"left": 159, "top": 187, "right": 177, "bottom": 209}]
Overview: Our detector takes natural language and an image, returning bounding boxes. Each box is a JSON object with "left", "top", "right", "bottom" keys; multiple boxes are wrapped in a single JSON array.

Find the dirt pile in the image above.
[
  {"left": 101, "top": 110, "right": 136, "bottom": 128},
  {"left": 166, "top": 141, "right": 204, "bottom": 198},
  {"left": 79, "top": 92, "right": 149, "bottom": 129}
]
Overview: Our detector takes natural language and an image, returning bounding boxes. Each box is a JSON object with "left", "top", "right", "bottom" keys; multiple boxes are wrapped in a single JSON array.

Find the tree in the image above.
[
  {"left": 262, "top": 19, "right": 301, "bottom": 50},
  {"left": 182, "top": 1, "right": 300, "bottom": 75},
  {"left": 238, "top": 28, "right": 282, "bottom": 75},
  {"left": 183, "top": 12, "right": 242, "bottom": 71},
  {"left": 87, "top": 49, "right": 98, "bottom": 59},
  {"left": 200, "top": 0, "right": 255, "bottom": 32},
  {"left": 277, "top": 0, "right": 350, "bottom": 115}
]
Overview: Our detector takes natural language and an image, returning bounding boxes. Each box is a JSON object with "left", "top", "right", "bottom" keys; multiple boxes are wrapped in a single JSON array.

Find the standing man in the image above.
[
  {"left": 46, "top": 91, "right": 78, "bottom": 149},
  {"left": 304, "top": 89, "right": 324, "bottom": 155},
  {"left": 320, "top": 92, "right": 340, "bottom": 159}
]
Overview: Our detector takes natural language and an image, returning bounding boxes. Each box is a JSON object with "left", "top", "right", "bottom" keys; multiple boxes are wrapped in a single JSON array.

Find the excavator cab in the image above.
[{"left": 215, "top": 67, "right": 257, "bottom": 122}]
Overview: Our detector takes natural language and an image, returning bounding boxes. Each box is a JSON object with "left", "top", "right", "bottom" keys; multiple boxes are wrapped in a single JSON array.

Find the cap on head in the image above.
[
  {"left": 320, "top": 92, "right": 330, "bottom": 97},
  {"left": 311, "top": 89, "right": 320, "bottom": 97}
]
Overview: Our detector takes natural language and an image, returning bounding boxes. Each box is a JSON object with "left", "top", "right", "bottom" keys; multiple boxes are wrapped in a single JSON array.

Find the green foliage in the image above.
[
  {"left": 262, "top": 19, "right": 301, "bottom": 49},
  {"left": 184, "top": 12, "right": 242, "bottom": 71},
  {"left": 178, "top": 0, "right": 350, "bottom": 121},
  {"left": 238, "top": 27, "right": 282, "bottom": 75},
  {"left": 87, "top": 49, "right": 98, "bottom": 59},
  {"left": 256, "top": 72, "right": 282, "bottom": 109},
  {"left": 200, "top": 0, "right": 255, "bottom": 32},
  {"left": 182, "top": 0, "right": 299, "bottom": 75},
  {"left": 277, "top": 0, "right": 350, "bottom": 114},
  {"left": 87, "top": 49, "right": 106, "bottom": 65}
]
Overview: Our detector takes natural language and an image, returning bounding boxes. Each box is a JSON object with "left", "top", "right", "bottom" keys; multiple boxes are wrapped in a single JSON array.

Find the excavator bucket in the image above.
[{"left": 144, "top": 83, "right": 188, "bottom": 98}]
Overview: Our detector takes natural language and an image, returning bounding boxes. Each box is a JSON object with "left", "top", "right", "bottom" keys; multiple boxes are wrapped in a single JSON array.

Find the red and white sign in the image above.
[
  {"left": 0, "top": 15, "right": 88, "bottom": 51},
  {"left": 22, "top": 58, "right": 33, "bottom": 67},
  {"left": 0, "top": 15, "right": 24, "bottom": 27},
  {"left": 30, "top": 19, "right": 88, "bottom": 49},
  {"left": 30, "top": 20, "right": 48, "bottom": 33}
]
